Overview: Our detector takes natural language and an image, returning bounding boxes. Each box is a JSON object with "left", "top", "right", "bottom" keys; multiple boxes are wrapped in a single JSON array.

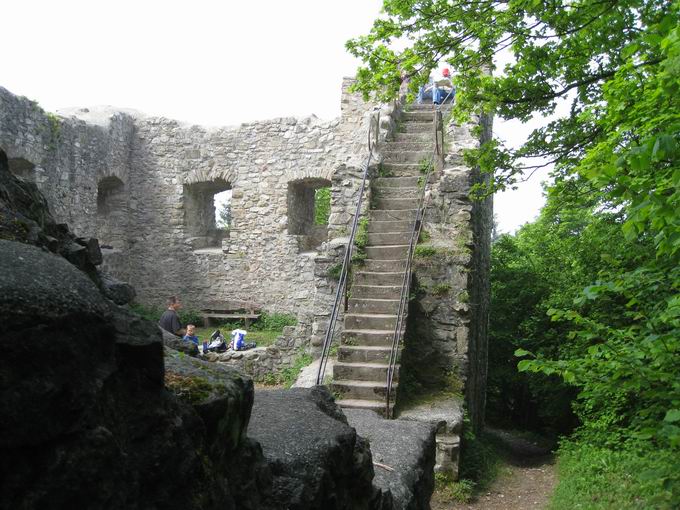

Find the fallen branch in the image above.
[{"left": 373, "top": 461, "right": 395, "bottom": 472}]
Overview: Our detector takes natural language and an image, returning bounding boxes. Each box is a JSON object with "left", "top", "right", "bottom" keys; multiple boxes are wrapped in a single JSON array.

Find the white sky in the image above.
[{"left": 1, "top": 0, "right": 546, "bottom": 233}]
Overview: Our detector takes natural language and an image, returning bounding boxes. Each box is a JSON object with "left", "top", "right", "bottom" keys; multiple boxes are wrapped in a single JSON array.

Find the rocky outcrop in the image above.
[
  {"left": 249, "top": 387, "right": 392, "bottom": 510},
  {"left": 344, "top": 409, "right": 436, "bottom": 510},
  {"left": 0, "top": 240, "right": 250, "bottom": 509},
  {"left": 0, "top": 152, "right": 265, "bottom": 509}
]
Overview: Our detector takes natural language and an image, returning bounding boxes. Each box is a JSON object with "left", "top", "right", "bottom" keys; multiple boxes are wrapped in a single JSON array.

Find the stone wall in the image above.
[
  {"left": 0, "top": 82, "right": 490, "bottom": 429},
  {"left": 0, "top": 83, "right": 380, "bottom": 325},
  {"left": 396, "top": 113, "right": 491, "bottom": 434}
]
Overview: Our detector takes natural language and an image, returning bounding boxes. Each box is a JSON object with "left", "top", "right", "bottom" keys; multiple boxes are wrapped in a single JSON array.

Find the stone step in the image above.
[
  {"left": 381, "top": 141, "right": 432, "bottom": 152},
  {"left": 365, "top": 244, "right": 409, "bottom": 260},
  {"left": 368, "top": 219, "right": 413, "bottom": 233},
  {"left": 393, "top": 132, "right": 432, "bottom": 143},
  {"left": 405, "top": 104, "right": 453, "bottom": 112},
  {"left": 335, "top": 398, "right": 390, "bottom": 417},
  {"left": 332, "top": 379, "right": 396, "bottom": 401},
  {"left": 379, "top": 163, "right": 422, "bottom": 177},
  {"left": 362, "top": 258, "right": 407, "bottom": 272},
  {"left": 351, "top": 284, "right": 402, "bottom": 299},
  {"left": 372, "top": 186, "right": 420, "bottom": 199},
  {"left": 354, "top": 271, "right": 404, "bottom": 286},
  {"left": 337, "top": 345, "right": 398, "bottom": 364},
  {"left": 399, "top": 123, "right": 433, "bottom": 134},
  {"left": 367, "top": 232, "right": 412, "bottom": 246},
  {"left": 342, "top": 328, "right": 401, "bottom": 346},
  {"left": 333, "top": 361, "right": 398, "bottom": 383},
  {"left": 373, "top": 197, "right": 419, "bottom": 210},
  {"left": 402, "top": 111, "right": 437, "bottom": 122},
  {"left": 382, "top": 150, "right": 432, "bottom": 163},
  {"left": 373, "top": 176, "right": 420, "bottom": 188},
  {"left": 370, "top": 209, "right": 417, "bottom": 222},
  {"left": 349, "top": 298, "right": 400, "bottom": 315},
  {"left": 344, "top": 313, "right": 398, "bottom": 330}
]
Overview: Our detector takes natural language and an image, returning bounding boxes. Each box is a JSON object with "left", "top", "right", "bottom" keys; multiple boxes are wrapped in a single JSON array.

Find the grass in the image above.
[
  {"left": 549, "top": 440, "right": 679, "bottom": 509},
  {"left": 257, "top": 349, "right": 314, "bottom": 388},
  {"left": 431, "top": 427, "right": 504, "bottom": 505},
  {"left": 434, "top": 473, "right": 475, "bottom": 504},
  {"left": 414, "top": 245, "right": 437, "bottom": 257},
  {"left": 432, "top": 283, "right": 451, "bottom": 296}
]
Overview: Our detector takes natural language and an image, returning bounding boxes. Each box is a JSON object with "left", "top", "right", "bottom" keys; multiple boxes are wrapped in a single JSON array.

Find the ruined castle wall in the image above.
[
  {"left": 0, "top": 88, "right": 135, "bottom": 243},
  {"left": 0, "top": 82, "right": 386, "bottom": 323}
]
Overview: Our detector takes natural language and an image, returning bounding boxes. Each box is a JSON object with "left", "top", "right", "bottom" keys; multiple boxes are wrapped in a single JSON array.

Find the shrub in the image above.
[
  {"left": 550, "top": 440, "right": 680, "bottom": 509},
  {"left": 129, "top": 302, "right": 163, "bottom": 322},
  {"left": 252, "top": 311, "right": 297, "bottom": 332},
  {"left": 414, "top": 245, "right": 437, "bottom": 257}
]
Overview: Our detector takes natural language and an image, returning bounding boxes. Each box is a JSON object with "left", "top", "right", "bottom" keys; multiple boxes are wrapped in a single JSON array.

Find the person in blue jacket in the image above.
[{"left": 182, "top": 324, "right": 200, "bottom": 346}]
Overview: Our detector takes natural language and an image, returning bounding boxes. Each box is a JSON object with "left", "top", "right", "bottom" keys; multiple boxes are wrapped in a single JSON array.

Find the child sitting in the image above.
[{"left": 183, "top": 324, "right": 200, "bottom": 346}]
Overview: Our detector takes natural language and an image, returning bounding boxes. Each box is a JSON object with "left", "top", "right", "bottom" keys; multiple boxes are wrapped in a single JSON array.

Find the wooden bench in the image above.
[{"left": 201, "top": 300, "right": 262, "bottom": 328}]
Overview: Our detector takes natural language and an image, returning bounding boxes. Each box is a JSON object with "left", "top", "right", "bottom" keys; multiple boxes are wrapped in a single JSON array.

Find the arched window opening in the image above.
[
  {"left": 96, "top": 176, "right": 127, "bottom": 250},
  {"left": 184, "top": 178, "right": 231, "bottom": 250},
  {"left": 288, "top": 178, "right": 331, "bottom": 252}
]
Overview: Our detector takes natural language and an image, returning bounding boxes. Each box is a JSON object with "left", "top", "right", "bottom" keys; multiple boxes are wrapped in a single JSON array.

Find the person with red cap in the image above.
[{"left": 433, "top": 68, "right": 455, "bottom": 105}]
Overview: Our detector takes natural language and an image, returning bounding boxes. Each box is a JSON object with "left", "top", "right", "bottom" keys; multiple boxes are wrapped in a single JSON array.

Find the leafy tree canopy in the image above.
[
  {"left": 351, "top": 0, "right": 680, "bottom": 453},
  {"left": 349, "top": 0, "right": 679, "bottom": 258}
]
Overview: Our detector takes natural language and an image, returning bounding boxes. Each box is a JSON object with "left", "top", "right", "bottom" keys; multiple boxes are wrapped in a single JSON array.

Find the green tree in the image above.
[
  {"left": 347, "top": 0, "right": 680, "bottom": 458},
  {"left": 216, "top": 200, "right": 231, "bottom": 230},
  {"left": 314, "top": 187, "right": 331, "bottom": 225}
]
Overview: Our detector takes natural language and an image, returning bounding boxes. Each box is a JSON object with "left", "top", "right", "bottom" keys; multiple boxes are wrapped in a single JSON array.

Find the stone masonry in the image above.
[{"left": 0, "top": 82, "right": 490, "bottom": 440}]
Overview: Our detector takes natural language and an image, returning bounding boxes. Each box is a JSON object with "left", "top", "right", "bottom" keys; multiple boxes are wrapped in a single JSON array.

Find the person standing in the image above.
[{"left": 159, "top": 296, "right": 186, "bottom": 337}]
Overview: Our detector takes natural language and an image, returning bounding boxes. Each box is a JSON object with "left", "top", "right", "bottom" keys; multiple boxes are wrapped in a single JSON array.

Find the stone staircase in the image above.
[{"left": 332, "top": 104, "right": 444, "bottom": 416}]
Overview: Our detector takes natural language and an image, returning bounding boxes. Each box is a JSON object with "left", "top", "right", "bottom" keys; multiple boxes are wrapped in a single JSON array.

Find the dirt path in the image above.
[{"left": 432, "top": 429, "right": 557, "bottom": 510}]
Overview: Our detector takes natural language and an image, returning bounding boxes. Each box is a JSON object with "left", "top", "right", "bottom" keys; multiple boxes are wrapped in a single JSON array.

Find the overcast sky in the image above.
[{"left": 1, "top": 0, "right": 547, "bottom": 233}]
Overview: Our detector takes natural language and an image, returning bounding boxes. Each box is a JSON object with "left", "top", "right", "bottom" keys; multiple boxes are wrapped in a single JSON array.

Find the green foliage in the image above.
[
  {"left": 261, "top": 349, "right": 313, "bottom": 388},
  {"left": 418, "top": 157, "right": 433, "bottom": 175},
  {"left": 326, "top": 263, "right": 343, "bottom": 280},
  {"left": 45, "top": 112, "right": 61, "bottom": 149},
  {"left": 129, "top": 302, "right": 163, "bottom": 322},
  {"left": 550, "top": 440, "right": 680, "bottom": 509},
  {"left": 314, "top": 187, "right": 331, "bottom": 225},
  {"left": 458, "top": 426, "right": 502, "bottom": 494},
  {"left": 129, "top": 302, "right": 202, "bottom": 328},
  {"left": 178, "top": 308, "right": 203, "bottom": 327},
  {"left": 434, "top": 473, "right": 474, "bottom": 504},
  {"left": 352, "top": 2, "right": 680, "bottom": 504},
  {"left": 216, "top": 200, "right": 231, "bottom": 230},
  {"left": 251, "top": 311, "right": 297, "bottom": 332},
  {"left": 418, "top": 229, "right": 430, "bottom": 243},
  {"left": 431, "top": 283, "right": 451, "bottom": 296},
  {"left": 354, "top": 217, "right": 369, "bottom": 249},
  {"left": 414, "top": 245, "right": 436, "bottom": 257},
  {"left": 351, "top": 216, "right": 370, "bottom": 266},
  {"left": 377, "top": 162, "right": 393, "bottom": 177}
]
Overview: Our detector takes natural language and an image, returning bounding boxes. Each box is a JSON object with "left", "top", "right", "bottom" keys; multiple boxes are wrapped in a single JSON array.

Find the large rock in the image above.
[
  {"left": 344, "top": 409, "right": 436, "bottom": 510},
  {"left": 249, "top": 387, "right": 391, "bottom": 509},
  {"left": 0, "top": 239, "right": 259, "bottom": 510},
  {"left": 0, "top": 240, "right": 116, "bottom": 448}
]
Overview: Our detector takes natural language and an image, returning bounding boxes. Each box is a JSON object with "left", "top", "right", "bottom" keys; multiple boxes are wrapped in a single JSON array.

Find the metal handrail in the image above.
[
  {"left": 316, "top": 110, "right": 380, "bottom": 385},
  {"left": 384, "top": 106, "right": 444, "bottom": 417}
]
